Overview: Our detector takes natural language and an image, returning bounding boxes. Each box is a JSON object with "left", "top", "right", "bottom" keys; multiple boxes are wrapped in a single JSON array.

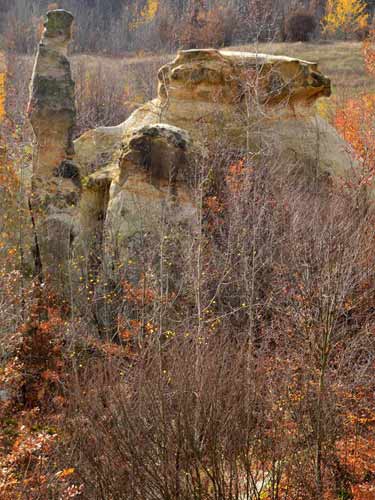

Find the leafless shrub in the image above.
[
  {"left": 59, "top": 143, "right": 375, "bottom": 498},
  {"left": 72, "top": 58, "right": 129, "bottom": 135},
  {"left": 66, "top": 336, "right": 292, "bottom": 500},
  {"left": 177, "top": 6, "right": 238, "bottom": 49},
  {"left": 5, "top": 54, "right": 33, "bottom": 137}
]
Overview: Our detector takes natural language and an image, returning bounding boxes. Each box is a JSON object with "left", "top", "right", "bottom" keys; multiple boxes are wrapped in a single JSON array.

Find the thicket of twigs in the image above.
[
  {"left": 1, "top": 13, "right": 375, "bottom": 500},
  {"left": 2, "top": 0, "right": 369, "bottom": 56},
  {"left": 1, "top": 125, "right": 375, "bottom": 498}
]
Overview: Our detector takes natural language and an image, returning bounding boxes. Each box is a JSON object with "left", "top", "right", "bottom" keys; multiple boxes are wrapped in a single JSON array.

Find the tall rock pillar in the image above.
[{"left": 28, "top": 10, "right": 78, "bottom": 292}]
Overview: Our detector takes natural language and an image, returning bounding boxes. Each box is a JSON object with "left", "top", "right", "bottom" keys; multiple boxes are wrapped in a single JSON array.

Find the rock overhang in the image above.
[
  {"left": 28, "top": 9, "right": 360, "bottom": 296},
  {"left": 158, "top": 48, "right": 331, "bottom": 107}
]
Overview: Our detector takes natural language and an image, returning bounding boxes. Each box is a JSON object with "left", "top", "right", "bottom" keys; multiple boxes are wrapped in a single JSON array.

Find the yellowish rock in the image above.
[{"left": 29, "top": 38, "right": 358, "bottom": 285}]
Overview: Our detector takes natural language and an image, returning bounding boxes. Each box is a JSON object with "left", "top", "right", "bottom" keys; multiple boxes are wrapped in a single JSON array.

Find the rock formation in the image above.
[
  {"left": 75, "top": 48, "right": 355, "bottom": 182},
  {"left": 74, "top": 48, "right": 355, "bottom": 265},
  {"left": 107, "top": 124, "right": 196, "bottom": 242},
  {"left": 28, "top": 9, "right": 77, "bottom": 290},
  {"left": 28, "top": 11, "right": 358, "bottom": 290}
]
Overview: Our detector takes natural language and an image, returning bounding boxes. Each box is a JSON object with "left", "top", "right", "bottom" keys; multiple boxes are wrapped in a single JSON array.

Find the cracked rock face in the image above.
[
  {"left": 78, "top": 124, "right": 197, "bottom": 265},
  {"left": 28, "top": 9, "right": 78, "bottom": 289},
  {"left": 72, "top": 48, "right": 356, "bottom": 275},
  {"left": 75, "top": 48, "right": 349, "bottom": 180},
  {"left": 28, "top": 16, "right": 358, "bottom": 291}
]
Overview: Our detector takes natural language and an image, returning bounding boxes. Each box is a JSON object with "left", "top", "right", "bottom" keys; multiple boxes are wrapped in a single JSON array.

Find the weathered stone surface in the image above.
[
  {"left": 108, "top": 124, "right": 196, "bottom": 243},
  {"left": 28, "top": 9, "right": 77, "bottom": 289},
  {"left": 77, "top": 124, "right": 196, "bottom": 264},
  {"left": 75, "top": 48, "right": 351, "bottom": 184},
  {"left": 267, "top": 115, "right": 357, "bottom": 180},
  {"left": 71, "top": 48, "right": 358, "bottom": 276},
  {"left": 158, "top": 49, "right": 331, "bottom": 119},
  {"left": 29, "top": 34, "right": 359, "bottom": 287}
]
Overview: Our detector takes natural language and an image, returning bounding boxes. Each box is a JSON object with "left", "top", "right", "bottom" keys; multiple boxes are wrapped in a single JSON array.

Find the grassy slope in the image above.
[
  {"left": 86, "top": 41, "right": 373, "bottom": 118},
  {"left": 76, "top": 41, "right": 373, "bottom": 99}
]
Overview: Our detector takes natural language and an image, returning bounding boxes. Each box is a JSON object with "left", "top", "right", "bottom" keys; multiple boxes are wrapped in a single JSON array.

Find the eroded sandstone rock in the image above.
[
  {"left": 75, "top": 48, "right": 351, "bottom": 181},
  {"left": 157, "top": 49, "right": 331, "bottom": 129},
  {"left": 78, "top": 124, "right": 197, "bottom": 265},
  {"left": 159, "top": 49, "right": 331, "bottom": 104},
  {"left": 71, "top": 48, "right": 358, "bottom": 273},
  {"left": 28, "top": 20, "right": 358, "bottom": 290},
  {"left": 28, "top": 9, "right": 77, "bottom": 289},
  {"left": 108, "top": 124, "right": 196, "bottom": 244}
]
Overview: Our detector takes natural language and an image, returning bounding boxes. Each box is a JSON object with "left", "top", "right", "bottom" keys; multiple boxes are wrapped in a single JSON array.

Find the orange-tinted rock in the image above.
[{"left": 28, "top": 9, "right": 78, "bottom": 290}]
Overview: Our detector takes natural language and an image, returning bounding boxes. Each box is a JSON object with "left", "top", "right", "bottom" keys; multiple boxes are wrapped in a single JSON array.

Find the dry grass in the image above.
[
  {"left": 73, "top": 41, "right": 373, "bottom": 124},
  {"left": 225, "top": 41, "right": 374, "bottom": 98},
  {"left": 75, "top": 41, "right": 374, "bottom": 100},
  {"left": 4, "top": 42, "right": 373, "bottom": 139}
]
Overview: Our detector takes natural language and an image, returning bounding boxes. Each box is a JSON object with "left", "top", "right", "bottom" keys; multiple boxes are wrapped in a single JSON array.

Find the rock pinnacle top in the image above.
[{"left": 43, "top": 9, "right": 74, "bottom": 44}]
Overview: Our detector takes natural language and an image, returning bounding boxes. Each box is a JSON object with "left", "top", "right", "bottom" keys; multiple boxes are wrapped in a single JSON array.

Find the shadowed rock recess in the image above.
[{"left": 29, "top": 11, "right": 357, "bottom": 292}]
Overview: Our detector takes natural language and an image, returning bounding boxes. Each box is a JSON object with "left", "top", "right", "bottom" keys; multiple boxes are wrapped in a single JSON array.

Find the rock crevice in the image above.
[{"left": 28, "top": 12, "right": 357, "bottom": 292}]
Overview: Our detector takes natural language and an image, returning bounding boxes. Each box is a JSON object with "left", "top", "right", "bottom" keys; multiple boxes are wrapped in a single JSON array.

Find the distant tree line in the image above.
[{"left": 0, "top": 0, "right": 374, "bottom": 54}]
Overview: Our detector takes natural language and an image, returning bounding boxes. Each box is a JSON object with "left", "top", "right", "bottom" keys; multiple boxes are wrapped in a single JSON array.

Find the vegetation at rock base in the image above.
[{"left": 1, "top": 2, "right": 375, "bottom": 500}]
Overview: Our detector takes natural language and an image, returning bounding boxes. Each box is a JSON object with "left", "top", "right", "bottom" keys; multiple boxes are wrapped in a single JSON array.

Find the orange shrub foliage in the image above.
[
  {"left": 363, "top": 30, "right": 375, "bottom": 76},
  {"left": 331, "top": 34, "right": 375, "bottom": 499},
  {"left": 0, "top": 295, "right": 72, "bottom": 499},
  {"left": 335, "top": 94, "right": 375, "bottom": 183},
  {"left": 334, "top": 33, "right": 375, "bottom": 187},
  {"left": 226, "top": 159, "right": 248, "bottom": 193},
  {"left": 0, "top": 51, "right": 5, "bottom": 122},
  {"left": 0, "top": 72, "right": 5, "bottom": 122}
]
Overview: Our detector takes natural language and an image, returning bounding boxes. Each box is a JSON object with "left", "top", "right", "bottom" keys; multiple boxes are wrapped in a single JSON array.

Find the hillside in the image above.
[
  {"left": 1, "top": 7, "right": 375, "bottom": 500},
  {"left": 115, "top": 40, "right": 374, "bottom": 114}
]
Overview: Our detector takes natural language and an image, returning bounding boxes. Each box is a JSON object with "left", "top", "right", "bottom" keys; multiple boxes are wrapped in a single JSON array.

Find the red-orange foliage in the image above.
[
  {"left": 335, "top": 94, "right": 375, "bottom": 185},
  {"left": 330, "top": 34, "right": 375, "bottom": 499},
  {"left": 122, "top": 277, "right": 155, "bottom": 307},
  {"left": 334, "top": 32, "right": 375, "bottom": 188},
  {"left": 363, "top": 29, "right": 375, "bottom": 76},
  {"left": 17, "top": 300, "right": 66, "bottom": 409},
  {"left": 0, "top": 288, "right": 76, "bottom": 499}
]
